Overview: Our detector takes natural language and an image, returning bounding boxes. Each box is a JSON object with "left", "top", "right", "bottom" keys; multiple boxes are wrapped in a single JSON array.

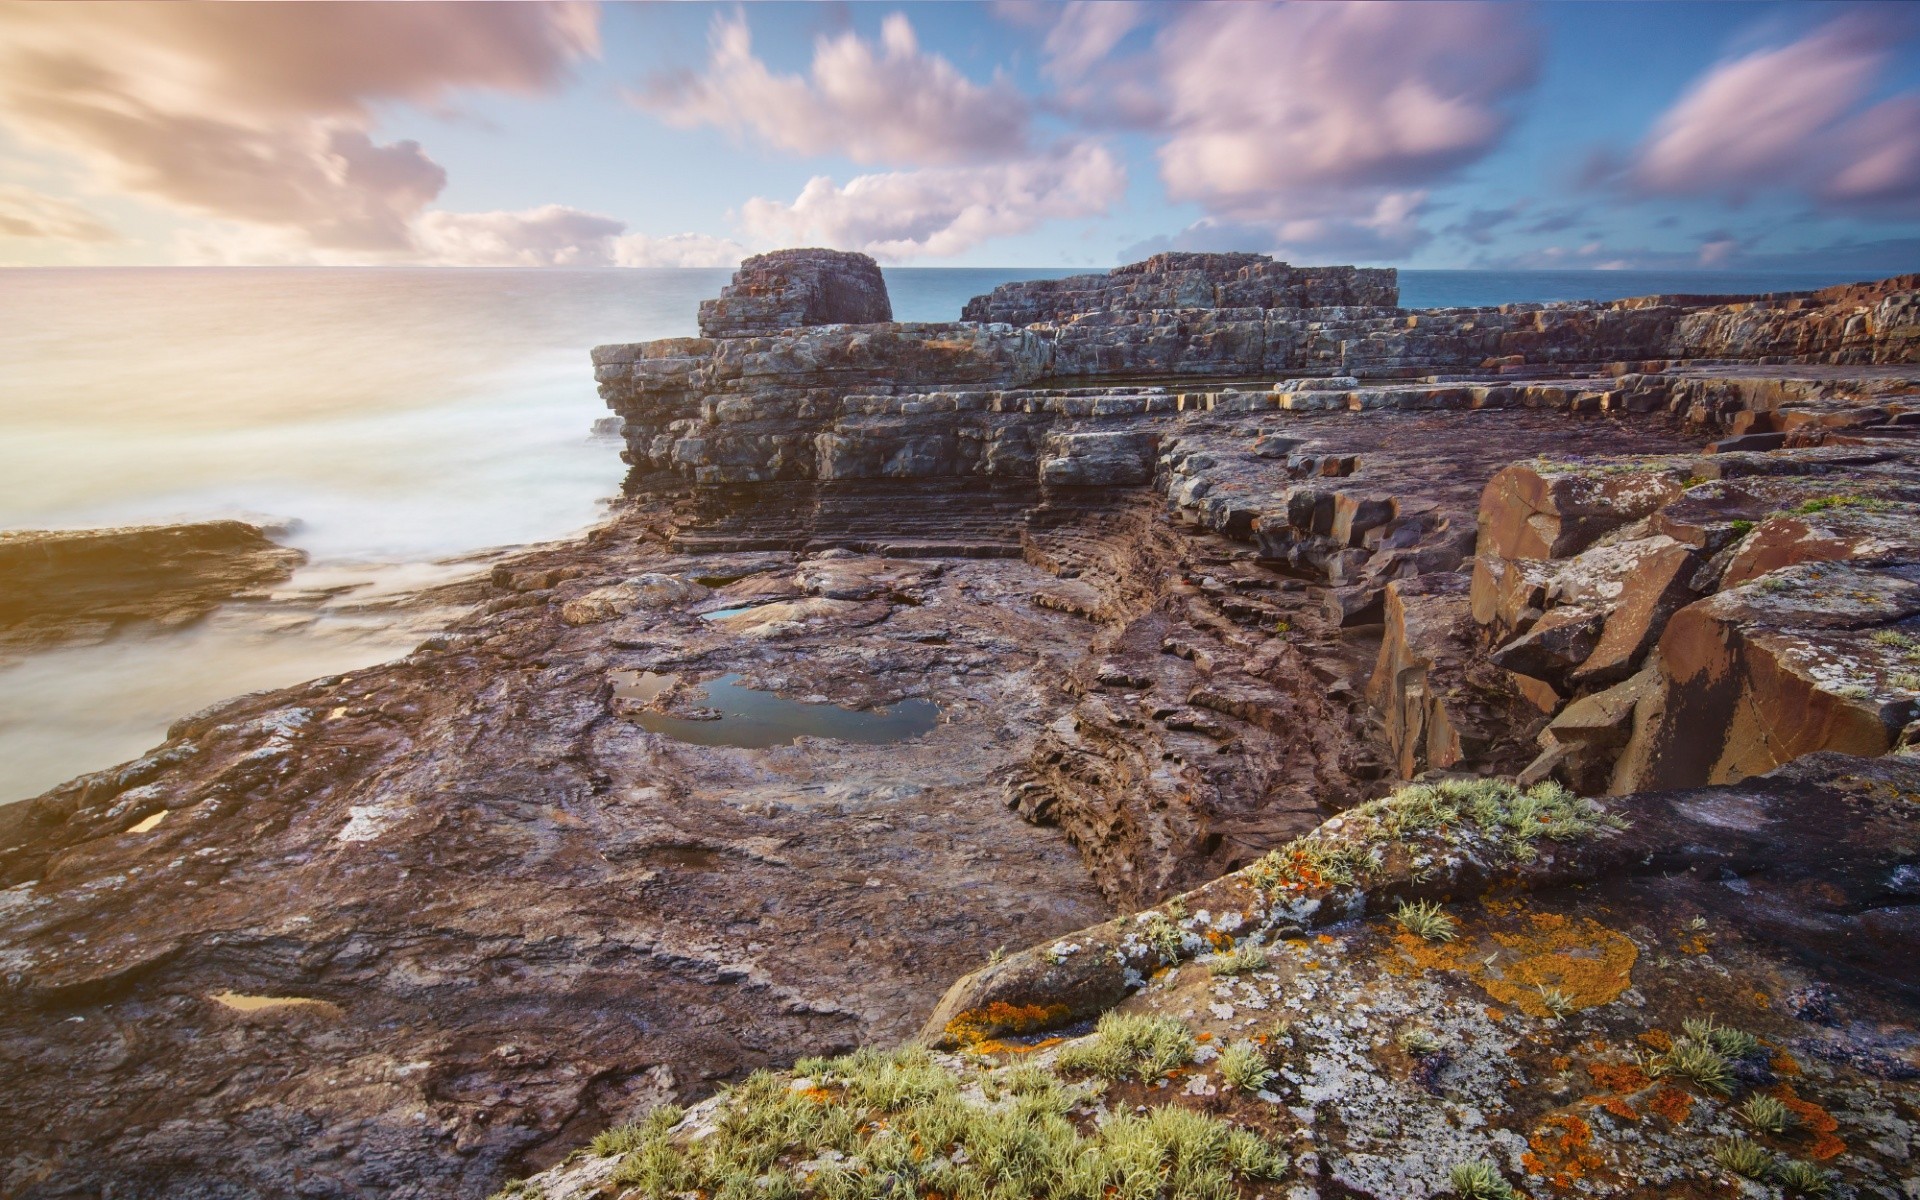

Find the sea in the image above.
[{"left": 0, "top": 265, "right": 1872, "bottom": 801}]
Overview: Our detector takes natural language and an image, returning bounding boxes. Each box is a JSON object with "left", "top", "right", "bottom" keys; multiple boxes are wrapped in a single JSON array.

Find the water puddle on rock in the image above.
[
  {"left": 126, "top": 811, "right": 167, "bottom": 834},
  {"left": 700, "top": 604, "right": 766, "bottom": 622},
  {"left": 612, "top": 671, "right": 939, "bottom": 748}
]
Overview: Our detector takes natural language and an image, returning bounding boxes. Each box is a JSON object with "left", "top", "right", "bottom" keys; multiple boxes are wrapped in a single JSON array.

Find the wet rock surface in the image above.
[
  {"left": 0, "top": 521, "right": 305, "bottom": 654},
  {"left": 9, "top": 253, "right": 1920, "bottom": 1198}
]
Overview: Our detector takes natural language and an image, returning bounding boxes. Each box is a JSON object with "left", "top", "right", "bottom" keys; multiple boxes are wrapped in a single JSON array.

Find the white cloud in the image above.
[
  {"left": 1623, "top": 13, "right": 1920, "bottom": 213},
  {"left": 0, "top": 184, "right": 117, "bottom": 242},
  {"left": 414, "top": 205, "right": 626, "bottom": 266},
  {"left": 1136, "top": 191, "right": 1433, "bottom": 265},
  {"left": 1148, "top": 2, "right": 1538, "bottom": 216},
  {"left": 612, "top": 232, "right": 745, "bottom": 269},
  {"left": 634, "top": 12, "right": 1029, "bottom": 166},
  {"left": 0, "top": 3, "right": 598, "bottom": 251},
  {"left": 739, "top": 142, "right": 1124, "bottom": 260}
]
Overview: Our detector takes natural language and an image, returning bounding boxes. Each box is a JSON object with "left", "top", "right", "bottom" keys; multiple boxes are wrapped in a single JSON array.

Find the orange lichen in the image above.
[
  {"left": 1551, "top": 1056, "right": 1572, "bottom": 1072},
  {"left": 1388, "top": 910, "right": 1636, "bottom": 1017},
  {"left": 1587, "top": 1061, "right": 1651, "bottom": 1093},
  {"left": 1774, "top": 1085, "right": 1845, "bottom": 1160},
  {"left": 1596, "top": 1096, "right": 1641, "bottom": 1123},
  {"left": 1647, "top": 1087, "right": 1694, "bottom": 1125},
  {"left": 1771, "top": 1050, "right": 1802, "bottom": 1076},
  {"left": 1204, "top": 929, "right": 1234, "bottom": 950},
  {"left": 1195, "top": 1031, "right": 1213, "bottom": 1043},
  {"left": 1637, "top": 1030, "right": 1673, "bottom": 1052},
  {"left": 1524, "top": 1114, "right": 1602, "bottom": 1188},
  {"left": 941, "top": 1001, "right": 1071, "bottom": 1049}
]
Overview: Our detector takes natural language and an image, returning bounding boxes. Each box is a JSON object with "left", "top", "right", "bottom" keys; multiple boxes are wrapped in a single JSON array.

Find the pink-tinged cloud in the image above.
[
  {"left": 414, "top": 205, "right": 626, "bottom": 267},
  {"left": 1141, "top": 191, "right": 1434, "bottom": 265},
  {"left": 636, "top": 12, "right": 1030, "bottom": 167},
  {"left": 612, "top": 232, "right": 744, "bottom": 269},
  {"left": 1149, "top": 2, "right": 1539, "bottom": 214},
  {"left": 1042, "top": 2, "right": 1152, "bottom": 82},
  {"left": 1625, "top": 13, "right": 1920, "bottom": 213},
  {"left": 739, "top": 142, "right": 1125, "bottom": 260},
  {"left": 0, "top": 184, "right": 117, "bottom": 243},
  {"left": 0, "top": 2, "right": 598, "bottom": 250}
]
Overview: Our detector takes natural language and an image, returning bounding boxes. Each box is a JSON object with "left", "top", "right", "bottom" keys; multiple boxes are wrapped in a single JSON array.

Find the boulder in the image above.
[{"left": 697, "top": 249, "right": 892, "bottom": 337}]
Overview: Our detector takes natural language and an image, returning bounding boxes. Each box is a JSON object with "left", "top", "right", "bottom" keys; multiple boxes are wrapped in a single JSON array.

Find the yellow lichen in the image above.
[{"left": 1389, "top": 909, "right": 1637, "bottom": 1017}]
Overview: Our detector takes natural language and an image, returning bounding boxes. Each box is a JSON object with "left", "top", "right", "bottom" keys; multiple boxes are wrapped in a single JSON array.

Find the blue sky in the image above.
[{"left": 1, "top": 1, "right": 1917, "bottom": 270}]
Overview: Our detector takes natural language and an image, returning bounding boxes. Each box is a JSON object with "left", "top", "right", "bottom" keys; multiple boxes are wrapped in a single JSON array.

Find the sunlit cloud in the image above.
[
  {"left": 0, "top": 184, "right": 118, "bottom": 243},
  {"left": 635, "top": 11, "right": 1030, "bottom": 167},
  {"left": 739, "top": 142, "right": 1124, "bottom": 260},
  {"left": 0, "top": 2, "right": 598, "bottom": 251}
]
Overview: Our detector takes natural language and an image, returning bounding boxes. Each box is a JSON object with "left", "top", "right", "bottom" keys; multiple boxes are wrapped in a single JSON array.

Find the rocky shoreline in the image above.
[{"left": 4, "top": 251, "right": 1919, "bottom": 1199}]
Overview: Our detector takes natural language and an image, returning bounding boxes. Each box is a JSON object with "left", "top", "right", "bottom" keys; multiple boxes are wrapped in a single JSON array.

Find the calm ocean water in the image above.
[{"left": 0, "top": 264, "right": 1880, "bottom": 800}]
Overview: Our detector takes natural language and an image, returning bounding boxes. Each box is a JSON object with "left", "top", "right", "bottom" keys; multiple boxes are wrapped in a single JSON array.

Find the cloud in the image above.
[
  {"left": 1041, "top": 2, "right": 1152, "bottom": 82},
  {"left": 1617, "top": 12, "right": 1920, "bottom": 214},
  {"left": 1049, "top": 1, "right": 1536, "bottom": 265},
  {"left": 414, "top": 205, "right": 625, "bottom": 266},
  {"left": 739, "top": 142, "right": 1125, "bottom": 259},
  {"left": 1445, "top": 202, "right": 1529, "bottom": 246},
  {"left": 613, "top": 232, "right": 745, "bottom": 269},
  {"left": 635, "top": 11, "right": 1029, "bottom": 166},
  {"left": 0, "top": 2, "right": 598, "bottom": 250},
  {"left": 1129, "top": 191, "right": 1434, "bottom": 265},
  {"left": 1145, "top": 2, "right": 1539, "bottom": 217},
  {"left": 0, "top": 184, "right": 118, "bottom": 242}
]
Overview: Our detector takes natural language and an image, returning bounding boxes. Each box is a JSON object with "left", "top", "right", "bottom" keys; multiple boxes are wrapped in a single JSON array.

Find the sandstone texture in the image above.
[
  {"left": 8, "top": 250, "right": 1920, "bottom": 1199},
  {"left": 0, "top": 520, "right": 305, "bottom": 654}
]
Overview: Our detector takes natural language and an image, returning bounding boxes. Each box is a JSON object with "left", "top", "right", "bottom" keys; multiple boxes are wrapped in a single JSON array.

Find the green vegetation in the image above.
[
  {"left": 1447, "top": 1160, "right": 1518, "bottom": 1199},
  {"left": 1216, "top": 1041, "right": 1275, "bottom": 1093},
  {"left": 1789, "top": 494, "right": 1892, "bottom": 516},
  {"left": 1644, "top": 1021, "right": 1736, "bottom": 1095},
  {"left": 1245, "top": 779, "right": 1625, "bottom": 898},
  {"left": 1727, "top": 518, "right": 1756, "bottom": 537},
  {"left": 1206, "top": 943, "right": 1268, "bottom": 976},
  {"left": 1535, "top": 986, "right": 1575, "bottom": 1020},
  {"left": 1710, "top": 1136, "right": 1775, "bottom": 1181},
  {"left": 1776, "top": 1160, "right": 1834, "bottom": 1196},
  {"left": 1683, "top": 1015, "right": 1761, "bottom": 1060},
  {"left": 591, "top": 1104, "right": 686, "bottom": 1157},
  {"left": 596, "top": 1044, "right": 1287, "bottom": 1200},
  {"left": 1396, "top": 1027, "right": 1441, "bottom": 1057},
  {"left": 1738, "top": 1092, "right": 1793, "bottom": 1135},
  {"left": 1136, "top": 911, "right": 1189, "bottom": 960},
  {"left": 1056, "top": 1011, "right": 1193, "bottom": 1083},
  {"left": 1392, "top": 899, "right": 1457, "bottom": 942}
]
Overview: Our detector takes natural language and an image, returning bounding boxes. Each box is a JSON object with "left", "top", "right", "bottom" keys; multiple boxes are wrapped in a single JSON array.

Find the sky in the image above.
[{"left": 0, "top": 0, "right": 1918, "bottom": 271}]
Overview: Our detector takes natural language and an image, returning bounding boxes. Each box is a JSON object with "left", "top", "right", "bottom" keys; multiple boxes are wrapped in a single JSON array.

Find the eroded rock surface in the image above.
[{"left": 9, "top": 251, "right": 1920, "bottom": 1199}]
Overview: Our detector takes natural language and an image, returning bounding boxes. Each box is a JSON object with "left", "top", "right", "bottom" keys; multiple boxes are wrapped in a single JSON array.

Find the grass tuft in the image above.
[
  {"left": 1392, "top": 899, "right": 1457, "bottom": 942},
  {"left": 1448, "top": 1160, "right": 1518, "bottom": 1199},
  {"left": 1397, "top": 1026, "right": 1441, "bottom": 1057},
  {"left": 1738, "top": 1092, "right": 1793, "bottom": 1135},
  {"left": 1777, "top": 1160, "right": 1834, "bottom": 1196},
  {"left": 1217, "top": 1041, "right": 1276, "bottom": 1093},
  {"left": 1207, "top": 943, "right": 1269, "bottom": 976},
  {"left": 1711, "top": 1136, "right": 1775, "bottom": 1181},
  {"left": 1055, "top": 1011, "right": 1193, "bottom": 1082}
]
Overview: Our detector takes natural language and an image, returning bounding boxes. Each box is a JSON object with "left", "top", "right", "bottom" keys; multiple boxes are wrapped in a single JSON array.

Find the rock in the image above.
[
  {"left": 1487, "top": 604, "right": 1604, "bottom": 686},
  {"left": 1622, "top": 562, "right": 1920, "bottom": 790},
  {"left": 1038, "top": 429, "right": 1157, "bottom": 486},
  {"left": 0, "top": 521, "right": 305, "bottom": 651},
  {"left": 697, "top": 248, "right": 891, "bottom": 337}
]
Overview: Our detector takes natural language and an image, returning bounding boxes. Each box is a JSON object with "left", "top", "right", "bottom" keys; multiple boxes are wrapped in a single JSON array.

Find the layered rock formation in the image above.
[
  {"left": 0, "top": 520, "right": 304, "bottom": 653},
  {"left": 8, "top": 250, "right": 1920, "bottom": 1200}
]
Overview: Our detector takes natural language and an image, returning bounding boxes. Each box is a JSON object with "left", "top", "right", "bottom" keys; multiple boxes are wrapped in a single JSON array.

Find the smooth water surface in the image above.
[{"left": 617, "top": 671, "right": 940, "bottom": 748}]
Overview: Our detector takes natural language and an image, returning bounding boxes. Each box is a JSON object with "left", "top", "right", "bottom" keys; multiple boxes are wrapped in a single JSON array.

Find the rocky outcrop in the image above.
[
  {"left": 960, "top": 252, "right": 1398, "bottom": 325},
  {"left": 0, "top": 521, "right": 304, "bottom": 652},
  {"left": 696, "top": 248, "right": 891, "bottom": 337},
  {"left": 13, "top": 254, "right": 1920, "bottom": 1199}
]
